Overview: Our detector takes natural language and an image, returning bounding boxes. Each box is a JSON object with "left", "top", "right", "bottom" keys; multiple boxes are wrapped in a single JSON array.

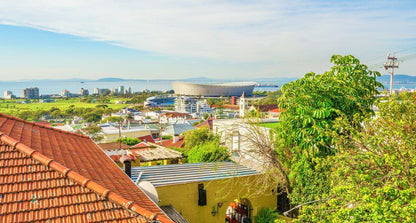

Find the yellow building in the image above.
[{"left": 133, "top": 162, "right": 277, "bottom": 223}]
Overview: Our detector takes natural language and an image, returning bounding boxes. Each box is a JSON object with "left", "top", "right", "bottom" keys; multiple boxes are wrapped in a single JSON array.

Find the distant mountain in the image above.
[
  {"left": 95, "top": 77, "right": 138, "bottom": 82},
  {"left": 377, "top": 74, "right": 416, "bottom": 83}
]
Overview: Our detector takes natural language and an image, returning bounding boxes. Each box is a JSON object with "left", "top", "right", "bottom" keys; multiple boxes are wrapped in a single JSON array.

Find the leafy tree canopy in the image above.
[
  {"left": 297, "top": 93, "right": 416, "bottom": 222},
  {"left": 113, "top": 137, "right": 142, "bottom": 146},
  {"left": 187, "top": 141, "right": 230, "bottom": 163}
]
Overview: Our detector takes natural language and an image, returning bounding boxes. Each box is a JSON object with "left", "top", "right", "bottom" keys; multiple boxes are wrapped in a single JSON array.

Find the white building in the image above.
[
  {"left": 239, "top": 92, "right": 247, "bottom": 117},
  {"left": 175, "top": 96, "right": 211, "bottom": 114},
  {"left": 118, "top": 86, "right": 125, "bottom": 94},
  {"left": 61, "top": 90, "right": 71, "bottom": 97},
  {"left": 4, "top": 91, "right": 13, "bottom": 99}
]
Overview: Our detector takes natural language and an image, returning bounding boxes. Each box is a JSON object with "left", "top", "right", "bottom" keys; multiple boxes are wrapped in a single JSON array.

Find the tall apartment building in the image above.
[
  {"left": 79, "top": 88, "right": 89, "bottom": 96},
  {"left": 94, "top": 88, "right": 108, "bottom": 96},
  {"left": 118, "top": 86, "right": 125, "bottom": 94},
  {"left": 3, "top": 91, "right": 13, "bottom": 99},
  {"left": 22, "top": 87, "right": 39, "bottom": 99},
  {"left": 175, "top": 96, "right": 211, "bottom": 114},
  {"left": 61, "top": 90, "right": 71, "bottom": 97}
]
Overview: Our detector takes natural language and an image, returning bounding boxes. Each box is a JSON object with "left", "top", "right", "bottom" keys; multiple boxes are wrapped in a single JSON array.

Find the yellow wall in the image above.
[{"left": 156, "top": 175, "right": 277, "bottom": 223}]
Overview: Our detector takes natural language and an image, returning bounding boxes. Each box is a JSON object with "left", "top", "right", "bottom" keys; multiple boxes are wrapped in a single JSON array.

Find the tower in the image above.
[
  {"left": 239, "top": 92, "right": 247, "bottom": 117},
  {"left": 384, "top": 54, "right": 399, "bottom": 95}
]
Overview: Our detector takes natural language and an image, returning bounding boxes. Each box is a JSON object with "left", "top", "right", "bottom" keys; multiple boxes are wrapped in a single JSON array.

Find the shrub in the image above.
[
  {"left": 254, "top": 208, "right": 278, "bottom": 223},
  {"left": 187, "top": 141, "right": 229, "bottom": 163}
]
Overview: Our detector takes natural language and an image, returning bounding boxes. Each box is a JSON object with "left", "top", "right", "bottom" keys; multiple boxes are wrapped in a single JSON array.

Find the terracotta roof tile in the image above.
[
  {"left": 0, "top": 113, "right": 172, "bottom": 223},
  {"left": 138, "top": 135, "right": 155, "bottom": 143},
  {"left": 98, "top": 142, "right": 131, "bottom": 150}
]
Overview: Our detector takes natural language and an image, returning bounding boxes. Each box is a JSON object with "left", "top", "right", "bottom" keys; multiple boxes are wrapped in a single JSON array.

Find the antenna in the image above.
[{"left": 384, "top": 54, "right": 399, "bottom": 95}]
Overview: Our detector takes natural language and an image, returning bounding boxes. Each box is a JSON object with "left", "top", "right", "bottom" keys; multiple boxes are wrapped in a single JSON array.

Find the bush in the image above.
[
  {"left": 187, "top": 141, "right": 230, "bottom": 163},
  {"left": 254, "top": 208, "right": 278, "bottom": 223},
  {"left": 113, "top": 137, "right": 141, "bottom": 146}
]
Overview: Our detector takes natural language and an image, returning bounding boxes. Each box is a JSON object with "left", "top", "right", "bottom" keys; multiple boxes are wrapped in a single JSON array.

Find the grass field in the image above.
[{"left": 0, "top": 98, "right": 127, "bottom": 116}]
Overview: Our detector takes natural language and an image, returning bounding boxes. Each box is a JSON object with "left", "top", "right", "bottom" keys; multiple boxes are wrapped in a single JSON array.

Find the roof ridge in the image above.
[
  {"left": 0, "top": 113, "right": 89, "bottom": 139},
  {"left": 0, "top": 131, "right": 172, "bottom": 223}
]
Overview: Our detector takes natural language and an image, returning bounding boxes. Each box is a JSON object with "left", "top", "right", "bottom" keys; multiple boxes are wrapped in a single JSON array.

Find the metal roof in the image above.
[{"left": 132, "top": 162, "right": 258, "bottom": 187}]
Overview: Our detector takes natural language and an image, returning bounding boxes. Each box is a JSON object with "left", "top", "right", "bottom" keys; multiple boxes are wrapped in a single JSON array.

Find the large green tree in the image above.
[
  {"left": 274, "top": 55, "right": 382, "bottom": 210},
  {"left": 297, "top": 93, "right": 416, "bottom": 222}
]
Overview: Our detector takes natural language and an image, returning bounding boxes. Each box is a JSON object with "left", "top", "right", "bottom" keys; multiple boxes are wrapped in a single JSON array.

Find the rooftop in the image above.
[
  {"left": 132, "top": 162, "right": 258, "bottom": 187},
  {"left": 98, "top": 142, "right": 131, "bottom": 150},
  {"left": 0, "top": 113, "right": 171, "bottom": 222}
]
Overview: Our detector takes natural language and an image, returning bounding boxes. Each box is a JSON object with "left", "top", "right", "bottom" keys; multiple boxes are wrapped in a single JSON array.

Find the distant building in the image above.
[
  {"left": 239, "top": 92, "right": 247, "bottom": 117},
  {"left": 94, "top": 88, "right": 109, "bottom": 96},
  {"left": 111, "top": 88, "right": 119, "bottom": 94},
  {"left": 22, "top": 87, "right": 39, "bottom": 99},
  {"left": 118, "top": 86, "right": 125, "bottom": 94},
  {"left": 79, "top": 88, "right": 89, "bottom": 96},
  {"left": 125, "top": 87, "right": 132, "bottom": 94},
  {"left": 61, "top": 90, "right": 71, "bottom": 97},
  {"left": 3, "top": 91, "right": 14, "bottom": 99}
]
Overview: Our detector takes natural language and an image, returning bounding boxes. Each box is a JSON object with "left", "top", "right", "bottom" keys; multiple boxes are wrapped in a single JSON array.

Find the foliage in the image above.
[
  {"left": 254, "top": 208, "right": 279, "bottom": 223},
  {"left": 187, "top": 141, "right": 230, "bottom": 163},
  {"left": 259, "top": 90, "right": 282, "bottom": 105},
  {"left": 273, "top": 55, "right": 382, "bottom": 209},
  {"left": 297, "top": 93, "right": 416, "bottom": 222},
  {"left": 162, "top": 135, "right": 172, "bottom": 140},
  {"left": 113, "top": 137, "right": 142, "bottom": 146},
  {"left": 82, "top": 125, "right": 103, "bottom": 141},
  {"left": 183, "top": 128, "right": 220, "bottom": 151}
]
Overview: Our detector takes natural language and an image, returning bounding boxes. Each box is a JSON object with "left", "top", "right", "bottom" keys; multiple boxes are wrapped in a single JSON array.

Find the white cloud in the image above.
[{"left": 0, "top": 0, "right": 415, "bottom": 77}]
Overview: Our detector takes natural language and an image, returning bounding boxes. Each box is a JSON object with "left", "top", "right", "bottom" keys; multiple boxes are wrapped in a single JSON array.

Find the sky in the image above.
[{"left": 0, "top": 0, "right": 415, "bottom": 80}]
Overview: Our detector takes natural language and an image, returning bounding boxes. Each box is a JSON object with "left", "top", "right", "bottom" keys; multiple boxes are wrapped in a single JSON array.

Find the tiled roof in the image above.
[
  {"left": 160, "top": 112, "right": 191, "bottom": 118},
  {"left": 98, "top": 142, "right": 131, "bottom": 150},
  {"left": 195, "top": 119, "right": 213, "bottom": 130},
  {"left": 159, "top": 138, "right": 185, "bottom": 148},
  {"left": 131, "top": 142, "right": 152, "bottom": 148},
  {"left": 252, "top": 104, "right": 279, "bottom": 112},
  {"left": 131, "top": 147, "right": 182, "bottom": 162},
  {"left": 269, "top": 108, "right": 280, "bottom": 113},
  {"left": 0, "top": 113, "right": 172, "bottom": 223},
  {"left": 138, "top": 135, "right": 155, "bottom": 143}
]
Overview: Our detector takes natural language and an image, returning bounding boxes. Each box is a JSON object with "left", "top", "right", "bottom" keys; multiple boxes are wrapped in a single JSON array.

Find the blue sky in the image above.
[{"left": 0, "top": 0, "right": 415, "bottom": 80}]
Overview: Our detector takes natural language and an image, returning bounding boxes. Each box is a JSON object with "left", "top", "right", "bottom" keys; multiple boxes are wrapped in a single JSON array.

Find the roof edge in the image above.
[
  {"left": 0, "top": 132, "right": 172, "bottom": 222},
  {"left": 0, "top": 113, "right": 90, "bottom": 139}
]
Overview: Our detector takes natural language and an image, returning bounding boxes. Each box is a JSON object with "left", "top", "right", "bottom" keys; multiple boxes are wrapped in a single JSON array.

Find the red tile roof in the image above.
[
  {"left": 159, "top": 138, "right": 185, "bottom": 148},
  {"left": 132, "top": 142, "right": 152, "bottom": 148},
  {"left": 269, "top": 108, "right": 280, "bottom": 113},
  {"left": 98, "top": 142, "right": 131, "bottom": 150},
  {"left": 138, "top": 135, "right": 155, "bottom": 143},
  {"left": 195, "top": 119, "right": 213, "bottom": 130},
  {"left": 0, "top": 113, "right": 172, "bottom": 222}
]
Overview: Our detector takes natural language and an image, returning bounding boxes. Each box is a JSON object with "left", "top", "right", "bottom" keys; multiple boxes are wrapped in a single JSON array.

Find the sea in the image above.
[{"left": 0, "top": 79, "right": 415, "bottom": 97}]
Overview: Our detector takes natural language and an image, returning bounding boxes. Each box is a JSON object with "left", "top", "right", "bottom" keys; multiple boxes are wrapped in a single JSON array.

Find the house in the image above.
[
  {"left": 139, "top": 134, "right": 156, "bottom": 143},
  {"left": 0, "top": 113, "right": 172, "bottom": 222},
  {"left": 99, "top": 125, "right": 154, "bottom": 143},
  {"left": 163, "top": 123, "right": 195, "bottom": 136},
  {"left": 132, "top": 162, "right": 277, "bottom": 223},
  {"left": 268, "top": 107, "right": 281, "bottom": 118}
]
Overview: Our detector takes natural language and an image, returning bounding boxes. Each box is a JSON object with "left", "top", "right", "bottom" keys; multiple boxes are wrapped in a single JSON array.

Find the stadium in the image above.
[{"left": 172, "top": 81, "right": 256, "bottom": 97}]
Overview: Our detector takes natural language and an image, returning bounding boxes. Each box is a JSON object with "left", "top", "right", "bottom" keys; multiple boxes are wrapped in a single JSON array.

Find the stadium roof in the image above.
[{"left": 132, "top": 162, "right": 258, "bottom": 187}]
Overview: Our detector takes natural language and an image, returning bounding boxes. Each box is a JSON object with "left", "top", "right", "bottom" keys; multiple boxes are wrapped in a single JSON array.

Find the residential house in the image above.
[{"left": 0, "top": 113, "right": 172, "bottom": 222}]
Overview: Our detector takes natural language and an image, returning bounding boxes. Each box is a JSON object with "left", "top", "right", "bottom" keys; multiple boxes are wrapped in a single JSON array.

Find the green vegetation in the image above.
[
  {"left": 257, "top": 122, "right": 279, "bottom": 129},
  {"left": 183, "top": 128, "right": 219, "bottom": 150},
  {"left": 187, "top": 141, "right": 230, "bottom": 163},
  {"left": 297, "top": 93, "right": 416, "bottom": 222},
  {"left": 251, "top": 55, "right": 388, "bottom": 220},
  {"left": 254, "top": 208, "right": 279, "bottom": 223},
  {"left": 113, "top": 137, "right": 142, "bottom": 146},
  {"left": 259, "top": 90, "right": 282, "bottom": 105}
]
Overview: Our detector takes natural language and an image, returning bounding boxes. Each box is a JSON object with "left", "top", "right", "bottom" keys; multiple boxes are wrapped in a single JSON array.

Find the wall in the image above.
[{"left": 156, "top": 175, "right": 277, "bottom": 223}]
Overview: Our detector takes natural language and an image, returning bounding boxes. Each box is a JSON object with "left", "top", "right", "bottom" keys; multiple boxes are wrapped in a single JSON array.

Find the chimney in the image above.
[{"left": 120, "top": 154, "right": 132, "bottom": 178}]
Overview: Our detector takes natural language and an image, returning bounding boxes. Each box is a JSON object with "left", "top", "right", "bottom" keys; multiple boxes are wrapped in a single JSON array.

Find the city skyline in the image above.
[{"left": 0, "top": 0, "right": 415, "bottom": 80}]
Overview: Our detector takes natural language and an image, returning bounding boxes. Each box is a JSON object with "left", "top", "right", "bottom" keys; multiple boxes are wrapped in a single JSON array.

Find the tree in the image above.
[
  {"left": 113, "top": 137, "right": 141, "bottom": 146},
  {"left": 297, "top": 93, "right": 416, "bottom": 222},
  {"left": 187, "top": 141, "right": 230, "bottom": 163},
  {"left": 82, "top": 125, "right": 103, "bottom": 141},
  {"left": 183, "top": 128, "right": 220, "bottom": 151},
  {"left": 260, "top": 55, "right": 381, "bottom": 214}
]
